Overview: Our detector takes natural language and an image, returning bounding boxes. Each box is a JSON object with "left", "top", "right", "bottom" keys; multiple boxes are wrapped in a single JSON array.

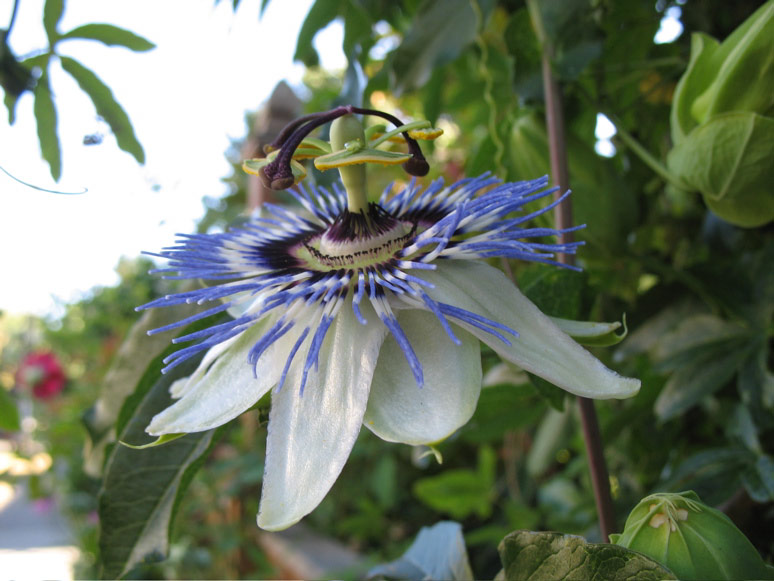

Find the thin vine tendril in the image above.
[
  {"left": 469, "top": 0, "right": 506, "bottom": 177},
  {"left": 0, "top": 165, "right": 87, "bottom": 194}
]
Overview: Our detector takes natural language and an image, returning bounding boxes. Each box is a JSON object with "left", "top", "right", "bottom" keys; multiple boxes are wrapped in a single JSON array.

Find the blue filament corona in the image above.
[{"left": 139, "top": 174, "right": 583, "bottom": 392}]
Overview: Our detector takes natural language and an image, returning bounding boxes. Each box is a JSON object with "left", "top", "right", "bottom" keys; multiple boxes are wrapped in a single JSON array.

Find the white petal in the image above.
[
  {"left": 421, "top": 260, "right": 641, "bottom": 399},
  {"left": 257, "top": 298, "right": 387, "bottom": 531},
  {"left": 169, "top": 334, "right": 241, "bottom": 399},
  {"left": 147, "top": 317, "right": 290, "bottom": 435},
  {"left": 363, "top": 310, "right": 481, "bottom": 445}
]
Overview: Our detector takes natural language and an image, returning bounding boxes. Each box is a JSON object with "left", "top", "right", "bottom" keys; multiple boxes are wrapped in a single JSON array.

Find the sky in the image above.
[
  {"left": 0, "top": 1, "right": 683, "bottom": 317},
  {"left": 0, "top": 0, "right": 345, "bottom": 316}
]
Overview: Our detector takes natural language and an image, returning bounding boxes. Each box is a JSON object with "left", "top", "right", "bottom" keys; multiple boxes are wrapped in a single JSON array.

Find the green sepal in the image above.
[
  {"left": 120, "top": 433, "right": 185, "bottom": 449},
  {"left": 550, "top": 315, "right": 628, "bottom": 347}
]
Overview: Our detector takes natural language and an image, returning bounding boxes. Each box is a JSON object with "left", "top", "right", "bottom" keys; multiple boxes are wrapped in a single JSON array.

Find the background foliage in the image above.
[{"left": 1, "top": 0, "right": 772, "bottom": 579}]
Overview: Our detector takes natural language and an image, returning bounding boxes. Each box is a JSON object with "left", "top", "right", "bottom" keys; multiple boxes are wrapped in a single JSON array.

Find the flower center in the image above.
[{"left": 295, "top": 204, "right": 415, "bottom": 271}]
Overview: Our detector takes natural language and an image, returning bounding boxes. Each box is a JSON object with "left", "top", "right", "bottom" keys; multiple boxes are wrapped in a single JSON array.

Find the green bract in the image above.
[
  {"left": 667, "top": 112, "right": 774, "bottom": 227},
  {"left": 668, "top": 0, "right": 774, "bottom": 227},
  {"left": 611, "top": 491, "right": 774, "bottom": 580}
]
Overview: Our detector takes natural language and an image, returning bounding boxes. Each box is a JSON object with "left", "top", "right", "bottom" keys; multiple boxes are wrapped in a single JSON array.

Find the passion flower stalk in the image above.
[{"left": 139, "top": 106, "right": 640, "bottom": 531}]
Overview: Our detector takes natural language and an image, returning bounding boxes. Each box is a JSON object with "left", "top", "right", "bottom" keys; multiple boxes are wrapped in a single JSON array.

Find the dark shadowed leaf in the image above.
[
  {"left": 654, "top": 342, "right": 750, "bottom": 421},
  {"left": 98, "top": 317, "right": 227, "bottom": 579},
  {"left": 59, "top": 56, "right": 145, "bottom": 164},
  {"left": 60, "top": 24, "right": 155, "bottom": 52},
  {"left": 498, "top": 530, "right": 676, "bottom": 580},
  {"left": 33, "top": 70, "right": 61, "bottom": 180}
]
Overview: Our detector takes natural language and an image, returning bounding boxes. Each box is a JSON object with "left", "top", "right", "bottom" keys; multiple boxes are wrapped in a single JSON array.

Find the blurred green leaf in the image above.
[
  {"left": 526, "top": 407, "right": 572, "bottom": 478},
  {"left": 59, "top": 56, "right": 145, "bottom": 164},
  {"left": 389, "top": 0, "right": 495, "bottom": 96},
  {"left": 33, "top": 70, "right": 61, "bottom": 180},
  {"left": 294, "top": 0, "right": 340, "bottom": 67},
  {"left": 43, "top": 0, "right": 64, "bottom": 45},
  {"left": 498, "top": 530, "right": 676, "bottom": 580},
  {"left": 655, "top": 342, "right": 750, "bottom": 421},
  {"left": 60, "top": 24, "right": 155, "bottom": 52},
  {"left": 341, "top": 0, "right": 373, "bottom": 59},
  {"left": 413, "top": 447, "right": 496, "bottom": 519},
  {"left": 0, "top": 387, "right": 20, "bottom": 431},
  {"left": 660, "top": 447, "right": 749, "bottom": 505},
  {"left": 742, "top": 455, "right": 774, "bottom": 502},
  {"left": 509, "top": 113, "right": 639, "bottom": 249},
  {"left": 98, "top": 317, "right": 227, "bottom": 579},
  {"left": 462, "top": 383, "right": 545, "bottom": 444}
]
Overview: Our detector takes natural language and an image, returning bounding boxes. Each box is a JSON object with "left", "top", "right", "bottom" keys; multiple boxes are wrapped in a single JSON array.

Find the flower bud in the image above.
[{"left": 611, "top": 491, "right": 774, "bottom": 580}]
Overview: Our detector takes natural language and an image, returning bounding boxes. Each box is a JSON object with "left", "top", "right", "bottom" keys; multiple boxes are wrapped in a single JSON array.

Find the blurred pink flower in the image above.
[{"left": 17, "top": 352, "right": 66, "bottom": 399}]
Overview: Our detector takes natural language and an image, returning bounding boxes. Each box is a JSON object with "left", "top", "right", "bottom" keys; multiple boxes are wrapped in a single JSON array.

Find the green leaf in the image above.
[
  {"left": 83, "top": 299, "right": 207, "bottom": 477},
  {"left": 462, "top": 383, "right": 545, "bottom": 444},
  {"left": 294, "top": 0, "right": 340, "bottom": 67},
  {"left": 659, "top": 447, "right": 749, "bottom": 506},
  {"left": 59, "top": 56, "right": 145, "bottom": 164},
  {"left": 43, "top": 0, "right": 65, "bottom": 45},
  {"left": 527, "top": 373, "right": 566, "bottom": 412},
  {"left": 60, "top": 24, "right": 155, "bottom": 52},
  {"left": 667, "top": 112, "right": 774, "bottom": 227},
  {"left": 690, "top": 1, "right": 774, "bottom": 123},
  {"left": 498, "top": 530, "right": 676, "bottom": 580},
  {"left": 33, "top": 70, "right": 61, "bottom": 181},
  {"left": 654, "top": 342, "right": 750, "bottom": 421},
  {"left": 509, "top": 113, "right": 638, "bottom": 249},
  {"left": 670, "top": 32, "right": 720, "bottom": 143},
  {"left": 413, "top": 447, "right": 496, "bottom": 519},
  {"left": 742, "top": 454, "right": 774, "bottom": 502},
  {"left": 98, "top": 322, "right": 225, "bottom": 579},
  {"left": 518, "top": 263, "right": 585, "bottom": 320},
  {"left": 0, "top": 387, "right": 20, "bottom": 431},
  {"left": 341, "top": 0, "right": 373, "bottom": 60},
  {"left": 389, "top": 0, "right": 496, "bottom": 96}
]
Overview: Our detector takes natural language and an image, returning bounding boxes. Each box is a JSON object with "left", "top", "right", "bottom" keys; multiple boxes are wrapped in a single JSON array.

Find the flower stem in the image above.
[
  {"left": 330, "top": 114, "right": 369, "bottom": 214},
  {"left": 531, "top": 0, "right": 617, "bottom": 541}
]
